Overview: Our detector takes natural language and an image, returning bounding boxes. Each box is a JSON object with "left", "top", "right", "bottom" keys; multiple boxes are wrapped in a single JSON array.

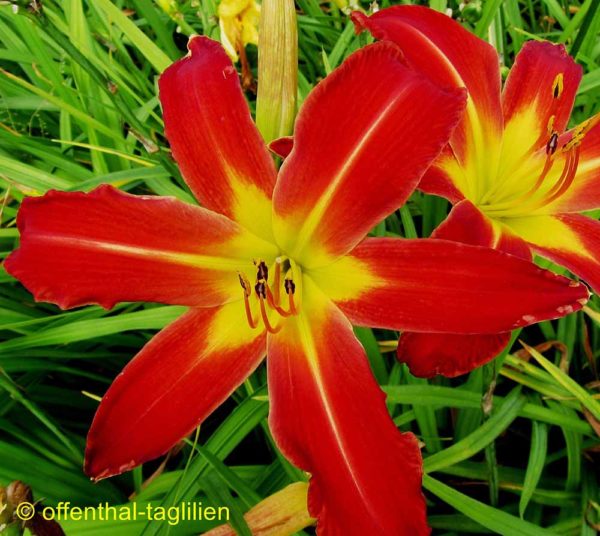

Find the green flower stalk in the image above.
[{"left": 255, "top": 0, "right": 298, "bottom": 142}]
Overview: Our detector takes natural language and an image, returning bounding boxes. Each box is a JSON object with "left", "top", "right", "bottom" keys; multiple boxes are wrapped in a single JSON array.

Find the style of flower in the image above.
[
  {"left": 354, "top": 5, "right": 600, "bottom": 378},
  {"left": 5, "top": 37, "right": 589, "bottom": 534}
]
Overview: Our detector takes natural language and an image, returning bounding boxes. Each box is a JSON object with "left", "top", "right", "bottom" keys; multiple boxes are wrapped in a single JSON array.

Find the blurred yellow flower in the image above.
[
  {"left": 218, "top": 0, "right": 260, "bottom": 62},
  {"left": 332, "top": 0, "right": 362, "bottom": 12},
  {"left": 156, "top": 0, "right": 177, "bottom": 15}
]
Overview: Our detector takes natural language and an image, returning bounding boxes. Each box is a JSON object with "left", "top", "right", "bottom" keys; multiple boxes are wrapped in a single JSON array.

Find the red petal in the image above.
[
  {"left": 268, "top": 136, "right": 294, "bottom": 159},
  {"left": 85, "top": 304, "right": 266, "bottom": 480},
  {"left": 272, "top": 41, "right": 465, "bottom": 268},
  {"left": 310, "top": 237, "right": 588, "bottom": 333},
  {"left": 496, "top": 231, "right": 534, "bottom": 261},
  {"left": 397, "top": 332, "right": 511, "bottom": 378},
  {"left": 504, "top": 213, "right": 600, "bottom": 293},
  {"left": 503, "top": 41, "right": 582, "bottom": 151},
  {"left": 433, "top": 199, "right": 531, "bottom": 260},
  {"left": 267, "top": 280, "right": 428, "bottom": 534},
  {"left": 396, "top": 201, "right": 523, "bottom": 378},
  {"left": 418, "top": 146, "right": 465, "bottom": 203},
  {"left": 352, "top": 6, "right": 503, "bottom": 164},
  {"left": 4, "top": 185, "right": 277, "bottom": 309},
  {"left": 159, "top": 36, "right": 277, "bottom": 239}
]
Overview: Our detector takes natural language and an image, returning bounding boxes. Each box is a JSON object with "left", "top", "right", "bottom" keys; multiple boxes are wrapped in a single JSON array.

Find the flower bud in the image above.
[
  {"left": 256, "top": 0, "right": 298, "bottom": 142},
  {"left": 204, "top": 482, "right": 313, "bottom": 535}
]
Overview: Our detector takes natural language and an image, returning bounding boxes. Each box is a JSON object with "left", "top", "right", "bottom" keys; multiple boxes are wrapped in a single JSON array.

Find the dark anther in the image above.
[
  {"left": 255, "top": 280, "right": 267, "bottom": 299},
  {"left": 238, "top": 274, "right": 248, "bottom": 292},
  {"left": 256, "top": 261, "right": 269, "bottom": 282},
  {"left": 284, "top": 279, "right": 296, "bottom": 295},
  {"left": 553, "top": 84, "right": 560, "bottom": 99},
  {"left": 546, "top": 132, "right": 559, "bottom": 155}
]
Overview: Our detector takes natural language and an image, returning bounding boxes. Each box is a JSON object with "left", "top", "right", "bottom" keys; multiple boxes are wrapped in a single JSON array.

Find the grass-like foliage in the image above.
[{"left": 0, "top": 0, "right": 599, "bottom": 534}]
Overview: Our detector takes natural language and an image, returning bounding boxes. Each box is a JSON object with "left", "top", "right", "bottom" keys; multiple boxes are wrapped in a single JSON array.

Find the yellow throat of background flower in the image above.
[{"left": 218, "top": 0, "right": 260, "bottom": 62}]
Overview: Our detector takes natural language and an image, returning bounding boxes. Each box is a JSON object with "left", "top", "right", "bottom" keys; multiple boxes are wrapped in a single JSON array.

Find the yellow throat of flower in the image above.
[{"left": 476, "top": 74, "right": 599, "bottom": 219}]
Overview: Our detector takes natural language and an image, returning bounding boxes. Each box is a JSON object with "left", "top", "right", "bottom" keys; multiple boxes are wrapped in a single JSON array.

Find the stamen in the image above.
[
  {"left": 497, "top": 143, "right": 580, "bottom": 215},
  {"left": 541, "top": 74, "right": 564, "bottom": 143},
  {"left": 483, "top": 74, "right": 567, "bottom": 205},
  {"left": 485, "top": 111, "right": 596, "bottom": 218},
  {"left": 238, "top": 272, "right": 251, "bottom": 297},
  {"left": 265, "top": 286, "right": 292, "bottom": 317},
  {"left": 238, "top": 257, "right": 301, "bottom": 332},
  {"left": 239, "top": 272, "right": 258, "bottom": 328},
  {"left": 495, "top": 149, "right": 555, "bottom": 210},
  {"left": 273, "top": 258, "right": 282, "bottom": 305},
  {"left": 532, "top": 154, "right": 554, "bottom": 192},
  {"left": 534, "top": 145, "right": 580, "bottom": 209},
  {"left": 254, "top": 260, "right": 269, "bottom": 282},
  {"left": 287, "top": 259, "right": 302, "bottom": 313},
  {"left": 288, "top": 292, "right": 298, "bottom": 316},
  {"left": 284, "top": 279, "right": 296, "bottom": 295},
  {"left": 243, "top": 293, "right": 259, "bottom": 329},
  {"left": 547, "top": 115, "right": 556, "bottom": 136},
  {"left": 546, "top": 132, "right": 558, "bottom": 155},
  {"left": 285, "top": 277, "right": 298, "bottom": 315},
  {"left": 543, "top": 149, "right": 573, "bottom": 199},
  {"left": 255, "top": 279, "right": 267, "bottom": 299},
  {"left": 258, "top": 295, "right": 282, "bottom": 333},
  {"left": 552, "top": 73, "right": 564, "bottom": 99},
  {"left": 564, "top": 113, "right": 600, "bottom": 152}
]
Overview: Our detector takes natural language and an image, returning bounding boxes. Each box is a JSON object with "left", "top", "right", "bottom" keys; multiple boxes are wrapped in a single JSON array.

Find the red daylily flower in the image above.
[
  {"left": 5, "top": 37, "right": 590, "bottom": 534},
  {"left": 354, "top": 6, "right": 600, "bottom": 378}
]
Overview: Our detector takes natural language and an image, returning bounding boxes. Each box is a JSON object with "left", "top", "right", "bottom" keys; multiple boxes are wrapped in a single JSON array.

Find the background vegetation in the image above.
[{"left": 0, "top": 0, "right": 599, "bottom": 534}]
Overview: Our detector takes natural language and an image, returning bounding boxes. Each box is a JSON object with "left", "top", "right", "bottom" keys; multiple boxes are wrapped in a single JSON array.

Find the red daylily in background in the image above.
[
  {"left": 5, "top": 37, "right": 590, "bottom": 534},
  {"left": 354, "top": 6, "right": 600, "bottom": 378}
]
